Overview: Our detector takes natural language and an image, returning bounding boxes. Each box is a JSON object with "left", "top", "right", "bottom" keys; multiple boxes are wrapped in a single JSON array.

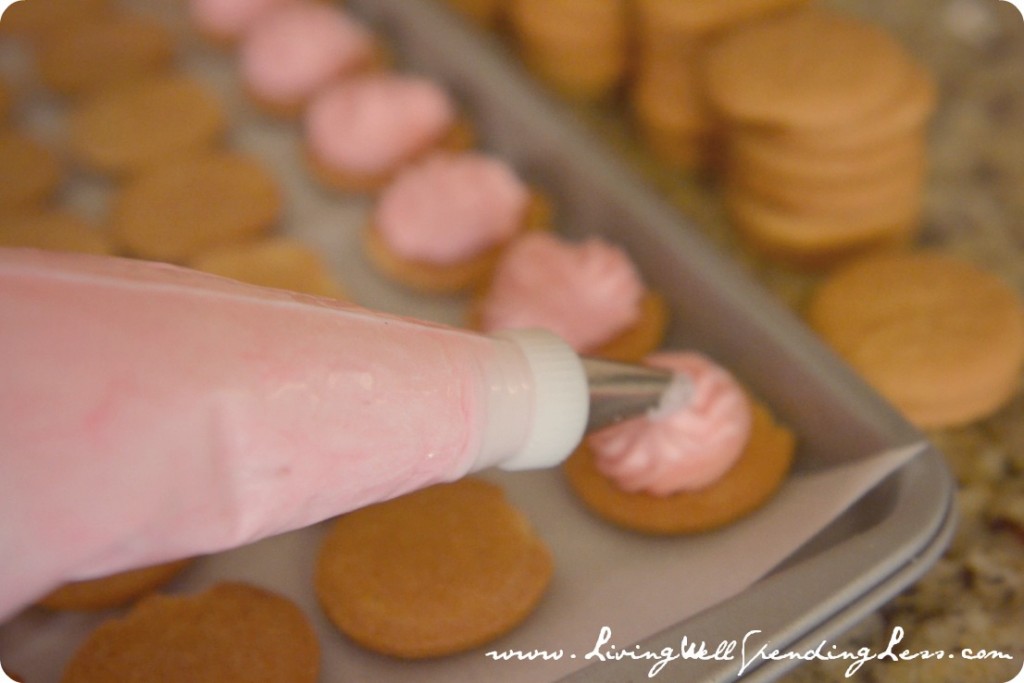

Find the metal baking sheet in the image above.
[{"left": 0, "top": 0, "right": 955, "bottom": 681}]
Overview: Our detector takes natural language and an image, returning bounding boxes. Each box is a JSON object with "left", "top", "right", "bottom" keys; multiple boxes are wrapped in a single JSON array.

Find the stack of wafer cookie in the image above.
[
  {"left": 506, "top": 0, "right": 629, "bottom": 101},
  {"left": 629, "top": 0, "right": 810, "bottom": 169},
  {"left": 704, "top": 8, "right": 936, "bottom": 267}
]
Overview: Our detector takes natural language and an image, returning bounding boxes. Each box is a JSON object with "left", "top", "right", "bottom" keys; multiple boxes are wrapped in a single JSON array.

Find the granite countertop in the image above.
[
  {"left": 780, "top": 3, "right": 1024, "bottom": 680},
  {"left": 559, "top": 0, "right": 1024, "bottom": 680}
]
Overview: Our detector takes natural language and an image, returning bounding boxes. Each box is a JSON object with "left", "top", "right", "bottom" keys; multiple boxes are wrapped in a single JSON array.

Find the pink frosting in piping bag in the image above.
[
  {"left": 588, "top": 352, "right": 753, "bottom": 496},
  {"left": 479, "top": 232, "right": 645, "bottom": 352},
  {"left": 0, "top": 248, "right": 588, "bottom": 619},
  {"left": 374, "top": 151, "right": 529, "bottom": 264}
]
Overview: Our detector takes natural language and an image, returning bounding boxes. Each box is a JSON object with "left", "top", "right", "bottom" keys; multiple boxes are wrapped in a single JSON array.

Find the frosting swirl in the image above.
[
  {"left": 240, "top": 2, "right": 374, "bottom": 107},
  {"left": 588, "top": 351, "right": 752, "bottom": 496},
  {"left": 374, "top": 152, "right": 529, "bottom": 264},
  {"left": 304, "top": 74, "right": 456, "bottom": 175},
  {"left": 479, "top": 233, "right": 644, "bottom": 352},
  {"left": 188, "top": 0, "right": 292, "bottom": 41}
]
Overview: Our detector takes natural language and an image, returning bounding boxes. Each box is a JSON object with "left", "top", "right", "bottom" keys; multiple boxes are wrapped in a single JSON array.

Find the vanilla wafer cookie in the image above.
[
  {"left": 36, "top": 14, "right": 175, "bottom": 97},
  {"left": 69, "top": 74, "right": 225, "bottom": 176},
  {"left": 109, "top": 150, "right": 280, "bottom": 262},
  {"left": 61, "top": 582, "right": 319, "bottom": 682},
  {"left": 315, "top": 477, "right": 553, "bottom": 659},
  {"left": 806, "top": 250, "right": 1024, "bottom": 428}
]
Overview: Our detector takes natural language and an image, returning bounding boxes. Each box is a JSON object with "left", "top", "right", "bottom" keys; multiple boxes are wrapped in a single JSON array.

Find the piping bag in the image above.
[{"left": 0, "top": 248, "right": 681, "bottom": 618}]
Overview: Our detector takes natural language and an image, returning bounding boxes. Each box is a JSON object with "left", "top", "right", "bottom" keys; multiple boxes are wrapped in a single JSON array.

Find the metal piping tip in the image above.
[{"left": 582, "top": 357, "right": 685, "bottom": 433}]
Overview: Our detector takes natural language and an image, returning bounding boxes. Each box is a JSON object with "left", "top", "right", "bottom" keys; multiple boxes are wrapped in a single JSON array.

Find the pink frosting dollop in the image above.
[
  {"left": 240, "top": 2, "right": 374, "bottom": 107},
  {"left": 304, "top": 74, "right": 456, "bottom": 176},
  {"left": 373, "top": 152, "right": 529, "bottom": 265},
  {"left": 479, "top": 232, "right": 644, "bottom": 352},
  {"left": 188, "top": 0, "right": 293, "bottom": 41},
  {"left": 588, "top": 351, "right": 753, "bottom": 496}
]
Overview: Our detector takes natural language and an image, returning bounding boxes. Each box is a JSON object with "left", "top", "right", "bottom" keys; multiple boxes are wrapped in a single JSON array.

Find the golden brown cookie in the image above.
[
  {"left": 726, "top": 127, "right": 928, "bottom": 187},
  {"left": 68, "top": 74, "right": 225, "bottom": 176},
  {"left": 508, "top": 0, "right": 629, "bottom": 100},
  {"left": 37, "top": 559, "right": 193, "bottom": 611},
  {"left": 634, "top": 0, "right": 810, "bottom": 44},
  {"left": 806, "top": 250, "right": 1024, "bottom": 429},
  {"left": 443, "top": 0, "right": 504, "bottom": 27},
  {"left": 315, "top": 477, "right": 553, "bottom": 659},
  {"left": 0, "top": 131, "right": 62, "bottom": 211},
  {"left": 109, "top": 150, "right": 280, "bottom": 263},
  {"left": 704, "top": 8, "right": 917, "bottom": 129},
  {"left": 0, "top": 208, "right": 116, "bottom": 254},
  {"left": 61, "top": 582, "right": 320, "bottom": 682},
  {"left": 564, "top": 398, "right": 796, "bottom": 535},
  {"left": 0, "top": 77, "right": 13, "bottom": 124},
  {"left": 0, "top": 0, "right": 111, "bottom": 42},
  {"left": 730, "top": 155, "right": 927, "bottom": 216},
  {"left": 724, "top": 186, "right": 921, "bottom": 268},
  {"left": 770, "top": 62, "right": 938, "bottom": 151},
  {"left": 189, "top": 236, "right": 346, "bottom": 298},
  {"left": 36, "top": 14, "right": 176, "bottom": 98},
  {"left": 629, "top": 55, "right": 719, "bottom": 170},
  {"left": 589, "top": 291, "right": 671, "bottom": 363}
]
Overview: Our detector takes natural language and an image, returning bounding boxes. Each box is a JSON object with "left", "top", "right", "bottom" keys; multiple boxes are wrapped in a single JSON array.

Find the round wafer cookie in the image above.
[
  {"left": 315, "top": 477, "right": 553, "bottom": 659},
  {"left": 725, "top": 186, "right": 922, "bottom": 267},
  {"left": 61, "top": 582, "right": 320, "bottom": 682},
  {"left": 767, "top": 62, "right": 938, "bottom": 151},
  {"left": 727, "top": 128, "right": 927, "bottom": 187},
  {"left": 0, "top": 0, "right": 110, "bottom": 41},
  {"left": 704, "top": 8, "right": 918, "bottom": 129},
  {"left": 190, "top": 237, "right": 346, "bottom": 298},
  {"left": 730, "top": 156, "right": 927, "bottom": 215},
  {"left": 37, "top": 560, "right": 193, "bottom": 611},
  {"left": 443, "top": 0, "right": 504, "bottom": 27},
  {"left": 564, "top": 398, "right": 795, "bottom": 535},
  {"left": 36, "top": 14, "right": 175, "bottom": 98},
  {"left": 509, "top": 0, "right": 629, "bottom": 100},
  {"left": 109, "top": 150, "right": 280, "bottom": 262},
  {"left": 0, "top": 131, "right": 62, "bottom": 211},
  {"left": 68, "top": 74, "right": 225, "bottom": 176},
  {"left": 0, "top": 77, "right": 13, "bottom": 123},
  {"left": 634, "top": 0, "right": 810, "bottom": 38},
  {"left": 0, "top": 209, "right": 115, "bottom": 254},
  {"left": 806, "top": 250, "right": 1024, "bottom": 429},
  {"left": 629, "top": 56, "right": 719, "bottom": 169}
]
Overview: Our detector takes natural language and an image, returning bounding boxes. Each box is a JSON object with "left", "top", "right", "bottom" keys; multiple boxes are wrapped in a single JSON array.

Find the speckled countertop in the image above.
[
  {"left": 781, "top": 4, "right": 1024, "bottom": 679},
  {"left": 556, "top": 0, "right": 1024, "bottom": 680}
]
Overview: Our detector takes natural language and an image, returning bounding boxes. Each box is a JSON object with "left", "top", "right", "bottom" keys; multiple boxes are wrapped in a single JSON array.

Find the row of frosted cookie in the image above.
[
  {"left": 55, "top": 358, "right": 796, "bottom": 676},
  {"left": 0, "top": 0, "right": 348, "bottom": 295},
  {"left": 189, "top": 0, "right": 476, "bottom": 193},
  {"left": 360, "top": 136, "right": 798, "bottom": 540},
  {"left": 188, "top": 0, "right": 800, "bottom": 663},
  {"left": 7, "top": 1, "right": 799, "bottom": 677}
]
